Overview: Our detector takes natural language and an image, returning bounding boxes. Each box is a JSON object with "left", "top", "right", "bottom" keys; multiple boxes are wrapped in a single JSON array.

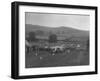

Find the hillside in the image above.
[{"left": 25, "top": 24, "right": 89, "bottom": 40}]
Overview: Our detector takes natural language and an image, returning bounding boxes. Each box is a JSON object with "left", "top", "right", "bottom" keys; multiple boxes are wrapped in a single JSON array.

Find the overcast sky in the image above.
[{"left": 25, "top": 12, "right": 90, "bottom": 30}]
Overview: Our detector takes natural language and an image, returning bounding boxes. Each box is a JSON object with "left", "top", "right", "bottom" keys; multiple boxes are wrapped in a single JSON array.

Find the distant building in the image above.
[{"left": 26, "top": 35, "right": 88, "bottom": 50}]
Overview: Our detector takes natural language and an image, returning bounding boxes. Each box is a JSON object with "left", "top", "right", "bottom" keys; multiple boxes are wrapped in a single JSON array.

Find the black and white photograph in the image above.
[
  {"left": 11, "top": 1, "right": 97, "bottom": 79},
  {"left": 25, "top": 12, "right": 90, "bottom": 68}
]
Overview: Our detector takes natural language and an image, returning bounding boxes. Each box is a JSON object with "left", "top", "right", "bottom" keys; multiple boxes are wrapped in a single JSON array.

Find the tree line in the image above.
[
  {"left": 26, "top": 32, "right": 57, "bottom": 43},
  {"left": 26, "top": 31, "right": 89, "bottom": 50}
]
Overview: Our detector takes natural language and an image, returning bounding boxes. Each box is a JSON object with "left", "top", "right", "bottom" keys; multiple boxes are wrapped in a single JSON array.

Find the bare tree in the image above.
[
  {"left": 28, "top": 32, "right": 36, "bottom": 42},
  {"left": 49, "top": 34, "right": 57, "bottom": 43}
]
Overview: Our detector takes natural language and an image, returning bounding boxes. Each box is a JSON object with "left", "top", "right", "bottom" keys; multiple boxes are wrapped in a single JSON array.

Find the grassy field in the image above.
[{"left": 25, "top": 49, "right": 89, "bottom": 68}]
